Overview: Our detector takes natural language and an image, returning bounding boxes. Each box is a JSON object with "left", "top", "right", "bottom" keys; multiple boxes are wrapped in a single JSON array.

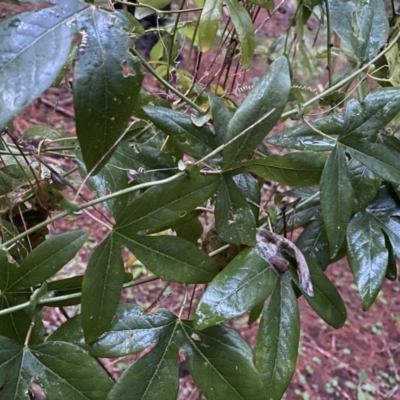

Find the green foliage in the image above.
[{"left": 0, "top": 0, "right": 399, "bottom": 398}]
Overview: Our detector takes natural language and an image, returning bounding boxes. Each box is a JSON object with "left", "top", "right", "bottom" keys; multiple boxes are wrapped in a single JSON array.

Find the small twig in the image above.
[
  {"left": 195, "top": 108, "right": 276, "bottom": 166},
  {"left": 38, "top": 97, "right": 75, "bottom": 118}
]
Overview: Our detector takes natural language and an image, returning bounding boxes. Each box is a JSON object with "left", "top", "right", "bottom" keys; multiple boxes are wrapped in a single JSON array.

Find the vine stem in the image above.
[
  {"left": 115, "top": 0, "right": 202, "bottom": 14},
  {"left": 0, "top": 276, "right": 159, "bottom": 317},
  {"left": 131, "top": 47, "right": 205, "bottom": 113},
  {"left": 282, "top": 28, "right": 400, "bottom": 119},
  {"left": 325, "top": 0, "right": 333, "bottom": 88},
  {"left": 1, "top": 171, "right": 185, "bottom": 250}
]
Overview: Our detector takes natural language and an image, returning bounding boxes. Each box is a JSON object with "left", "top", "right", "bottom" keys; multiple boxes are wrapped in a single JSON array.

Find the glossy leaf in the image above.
[
  {"left": 348, "top": 158, "right": 381, "bottom": 212},
  {"left": 223, "top": 56, "right": 290, "bottom": 167},
  {"left": 384, "top": 233, "right": 397, "bottom": 281},
  {"left": 320, "top": 144, "right": 353, "bottom": 257},
  {"left": 233, "top": 173, "right": 261, "bottom": 220},
  {"left": 291, "top": 255, "right": 347, "bottom": 328},
  {"left": 115, "top": 230, "right": 219, "bottom": 283},
  {"left": 0, "top": 337, "right": 114, "bottom": 399},
  {"left": 74, "top": 9, "right": 144, "bottom": 173},
  {"left": 209, "top": 93, "right": 233, "bottom": 146},
  {"left": 256, "top": 275, "right": 300, "bottom": 400},
  {"left": 76, "top": 146, "right": 129, "bottom": 218},
  {"left": 115, "top": 172, "right": 220, "bottom": 234},
  {"left": 215, "top": 175, "right": 257, "bottom": 245},
  {"left": 340, "top": 139, "right": 400, "bottom": 185},
  {"left": 364, "top": 185, "right": 400, "bottom": 259},
  {"left": 227, "top": 151, "right": 326, "bottom": 187},
  {"left": 194, "top": 248, "right": 276, "bottom": 329},
  {"left": 347, "top": 211, "right": 388, "bottom": 310},
  {"left": 329, "top": 0, "right": 389, "bottom": 62},
  {"left": 0, "top": 0, "right": 88, "bottom": 131},
  {"left": 198, "top": 0, "right": 223, "bottom": 52},
  {"left": 175, "top": 217, "right": 203, "bottom": 245},
  {"left": 296, "top": 218, "right": 331, "bottom": 270},
  {"left": 81, "top": 235, "right": 125, "bottom": 343},
  {"left": 225, "top": 0, "right": 255, "bottom": 68},
  {"left": 181, "top": 321, "right": 268, "bottom": 399},
  {"left": 108, "top": 321, "right": 179, "bottom": 400},
  {"left": 5, "top": 231, "right": 88, "bottom": 291},
  {"left": 0, "top": 294, "right": 32, "bottom": 344},
  {"left": 50, "top": 305, "right": 176, "bottom": 358},
  {"left": 113, "top": 141, "right": 176, "bottom": 184},
  {"left": 267, "top": 114, "right": 340, "bottom": 151},
  {"left": 143, "top": 107, "right": 219, "bottom": 160}
]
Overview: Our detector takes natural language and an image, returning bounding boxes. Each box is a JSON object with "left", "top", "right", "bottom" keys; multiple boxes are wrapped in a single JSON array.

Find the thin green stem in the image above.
[
  {"left": 115, "top": 1, "right": 201, "bottom": 15},
  {"left": 0, "top": 276, "right": 159, "bottom": 317},
  {"left": 166, "top": 0, "right": 186, "bottom": 86},
  {"left": 325, "top": 0, "right": 333, "bottom": 88},
  {"left": 131, "top": 47, "right": 204, "bottom": 113},
  {"left": 2, "top": 171, "right": 186, "bottom": 250},
  {"left": 282, "top": 29, "right": 400, "bottom": 119}
]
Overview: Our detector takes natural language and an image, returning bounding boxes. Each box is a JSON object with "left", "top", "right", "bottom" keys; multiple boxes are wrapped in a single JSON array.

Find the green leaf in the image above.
[
  {"left": 223, "top": 56, "right": 290, "bottom": 167},
  {"left": 348, "top": 158, "right": 381, "bottom": 212},
  {"left": 329, "top": 0, "right": 389, "bottom": 62},
  {"left": 209, "top": 93, "right": 233, "bottom": 146},
  {"left": 256, "top": 276, "right": 300, "bottom": 400},
  {"left": 0, "top": 0, "right": 88, "bottom": 131},
  {"left": 180, "top": 321, "right": 267, "bottom": 399},
  {"left": 113, "top": 141, "right": 176, "bottom": 185},
  {"left": 248, "top": 300, "right": 265, "bottom": 325},
  {"left": 227, "top": 151, "right": 326, "bottom": 187},
  {"left": 143, "top": 107, "right": 219, "bottom": 160},
  {"left": 365, "top": 185, "right": 400, "bottom": 259},
  {"left": 233, "top": 173, "right": 261, "bottom": 220},
  {"left": 81, "top": 235, "right": 125, "bottom": 343},
  {"left": 135, "top": 0, "right": 172, "bottom": 19},
  {"left": 291, "top": 255, "right": 347, "bottom": 328},
  {"left": 0, "top": 337, "right": 114, "bottom": 399},
  {"left": 74, "top": 9, "right": 144, "bottom": 173},
  {"left": 194, "top": 248, "right": 276, "bottom": 329},
  {"left": 0, "top": 295, "right": 32, "bottom": 344},
  {"left": 340, "top": 139, "right": 400, "bottom": 185},
  {"left": 5, "top": 231, "right": 88, "bottom": 291},
  {"left": 384, "top": 233, "right": 397, "bottom": 281},
  {"left": 175, "top": 217, "right": 203, "bottom": 245},
  {"left": 198, "top": 0, "right": 223, "bottom": 52},
  {"left": 320, "top": 144, "right": 353, "bottom": 257},
  {"left": 248, "top": 0, "right": 274, "bottom": 9},
  {"left": 215, "top": 175, "right": 257, "bottom": 245},
  {"left": 115, "top": 230, "right": 219, "bottom": 283},
  {"left": 346, "top": 211, "right": 388, "bottom": 311},
  {"left": 225, "top": 0, "right": 255, "bottom": 68},
  {"left": 108, "top": 320, "right": 179, "bottom": 400},
  {"left": 296, "top": 218, "right": 330, "bottom": 270},
  {"left": 76, "top": 146, "right": 129, "bottom": 218},
  {"left": 267, "top": 114, "right": 339, "bottom": 151},
  {"left": 49, "top": 305, "right": 176, "bottom": 358},
  {"left": 115, "top": 172, "right": 219, "bottom": 234}
]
